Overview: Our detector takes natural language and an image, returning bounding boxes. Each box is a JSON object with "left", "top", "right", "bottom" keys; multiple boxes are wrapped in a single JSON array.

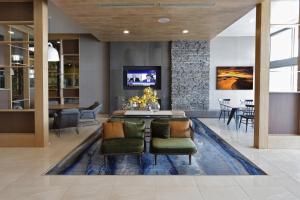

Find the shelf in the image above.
[
  {"left": 64, "top": 97, "right": 79, "bottom": 99},
  {"left": 8, "top": 44, "right": 32, "bottom": 51},
  {"left": 0, "top": 41, "right": 34, "bottom": 44},
  {"left": 63, "top": 87, "right": 79, "bottom": 90},
  {"left": 63, "top": 54, "right": 79, "bottom": 56},
  {"left": 0, "top": 21, "right": 34, "bottom": 25},
  {"left": 0, "top": 65, "right": 33, "bottom": 68},
  {"left": 49, "top": 73, "right": 79, "bottom": 75}
]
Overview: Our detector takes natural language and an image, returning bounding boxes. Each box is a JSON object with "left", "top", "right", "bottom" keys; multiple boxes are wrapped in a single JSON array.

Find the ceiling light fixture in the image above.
[
  {"left": 182, "top": 29, "right": 189, "bottom": 34},
  {"left": 158, "top": 17, "right": 170, "bottom": 24},
  {"left": 123, "top": 30, "right": 130, "bottom": 34},
  {"left": 8, "top": 30, "right": 15, "bottom": 35},
  {"left": 48, "top": 42, "right": 60, "bottom": 62}
]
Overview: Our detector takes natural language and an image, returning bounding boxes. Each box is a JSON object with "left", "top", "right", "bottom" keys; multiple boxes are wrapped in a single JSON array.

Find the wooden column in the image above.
[
  {"left": 23, "top": 33, "right": 30, "bottom": 109},
  {"left": 34, "top": 0, "right": 48, "bottom": 147},
  {"left": 4, "top": 25, "right": 12, "bottom": 109},
  {"left": 254, "top": 0, "right": 271, "bottom": 149}
]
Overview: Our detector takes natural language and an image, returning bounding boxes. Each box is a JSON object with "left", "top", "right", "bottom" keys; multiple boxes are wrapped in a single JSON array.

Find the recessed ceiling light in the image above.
[
  {"left": 158, "top": 17, "right": 170, "bottom": 24},
  {"left": 8, "top": 31, "right": 15, "bottom": 35},
  {"left": 182, "top": 29, "right": 189, "bottom": 34},
  {"left": 123, "top": 30, "right": 130, "bottom": 34}
]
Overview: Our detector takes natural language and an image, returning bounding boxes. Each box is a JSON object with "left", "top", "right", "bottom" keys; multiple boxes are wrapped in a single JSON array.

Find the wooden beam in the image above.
[
  {"left": 254, "top": 1, "right": 271, "bottom": 149},
  {"left": 34, "top": 0, "right": 48, "bottom": 147}
]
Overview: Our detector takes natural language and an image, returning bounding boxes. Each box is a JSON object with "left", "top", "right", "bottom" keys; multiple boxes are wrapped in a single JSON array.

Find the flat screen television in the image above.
[
  {"left": 216, "top": 66, "right": 253, "bottom": 90},
  {"left": 123, "top": 66, "right": 161, "bottom": 89}
]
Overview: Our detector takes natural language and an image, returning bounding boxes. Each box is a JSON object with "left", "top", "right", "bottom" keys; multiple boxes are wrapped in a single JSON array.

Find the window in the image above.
[
  {"left": 269, "top": 66, "right": 297, "bottom": 92},
  {"left": 269, "top": 0, "right": 299, "bottom": 92}
]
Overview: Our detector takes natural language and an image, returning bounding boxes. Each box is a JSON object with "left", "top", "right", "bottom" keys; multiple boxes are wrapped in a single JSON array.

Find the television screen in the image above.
[
  {"left": 123, "top": 66, "right": 161, "bottom": 89},
  {"left": 127, "top": 70, "right": 157, "bottom": 87},
  {"left": 216, "top": 66, "right": 253, "bottom": 90}
]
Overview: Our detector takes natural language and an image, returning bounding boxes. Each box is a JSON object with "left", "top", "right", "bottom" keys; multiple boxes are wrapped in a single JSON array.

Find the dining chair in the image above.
[
  {"left": 218, "top": 98, "right": 231, "bottom": 122},
  {"left": 239, "top": 104, "right": 255, "bottom": 132},
  {"left": 240, "top": 99, "right": 254, "bottom": 104}
]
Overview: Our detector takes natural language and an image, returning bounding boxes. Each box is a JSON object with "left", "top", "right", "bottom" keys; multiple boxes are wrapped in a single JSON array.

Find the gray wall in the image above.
[
  {"left": 49, "top": 1, "right": 110, "bottom": 113},
  {"left": 48, "top": 1, "right": 87, "bottom": 34},
  {"left": 110, "top": 42, "right": 170, "bottom": 113},
  {"left": 171, "top": 41, "right": 210, "bottom": 111},
  {"left": 80, "top": 35, "right": 109, "bottom": 113},
  {"left": 269, "top": 93, "right": 299, "bottom": 135},
  {"left": 210, "top": 36, "right": 255, "bottom": 110}
]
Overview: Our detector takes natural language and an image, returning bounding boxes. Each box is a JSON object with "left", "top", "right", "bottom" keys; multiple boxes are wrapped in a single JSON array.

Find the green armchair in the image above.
[
  {"left": 150, "top": 118, "right": 197, "bottom": 165},
  {"left": 100, "top": 119, "right": 146, "bottom": 165}
]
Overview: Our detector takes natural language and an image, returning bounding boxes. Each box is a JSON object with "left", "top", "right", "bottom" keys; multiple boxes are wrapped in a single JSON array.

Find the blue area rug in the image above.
[{"left": 63, "top": 118, "right": 266, "bottom": 175}]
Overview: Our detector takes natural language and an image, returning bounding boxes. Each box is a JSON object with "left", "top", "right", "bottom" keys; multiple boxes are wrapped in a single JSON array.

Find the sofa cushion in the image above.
[
  {"left": 169, "top": 121, "right": 191, "bottom": 138},
  {"left": 150, "top": 138, "right": 197, "bottom": 154},
  {"left": 124, "top": 121, "right": 145, "bottom": 139},
  {"left": 151, "top": 121, "right": 170, "bottom": 139},
  {"left": 101, "top": 138, "right": 144, "bottom": 154},
  {"left": 103, "top": 122, "right": 124, "bottom": 139}
]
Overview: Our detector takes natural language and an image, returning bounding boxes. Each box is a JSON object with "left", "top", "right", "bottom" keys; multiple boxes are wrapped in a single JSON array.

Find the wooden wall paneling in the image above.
[
  {"left": 0, "top": 2, "right": 33, "bottom": 22},
  {"left": 254, "top": 1, "right": 271, "bottom": 149},
  {"left": 50, "top": 0, "right": 262, "bottom": 41},
  {"left": 34, "top": 0, "right": 49, "bottom": 147}
]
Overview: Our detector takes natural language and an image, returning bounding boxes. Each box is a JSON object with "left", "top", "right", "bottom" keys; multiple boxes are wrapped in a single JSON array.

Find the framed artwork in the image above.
[{"left": 216, "top": 66, "right": 253, "bottom": 90}]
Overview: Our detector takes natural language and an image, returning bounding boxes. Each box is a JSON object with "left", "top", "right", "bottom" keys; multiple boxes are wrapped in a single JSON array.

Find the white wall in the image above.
[{"left": 209, "top": 36, "right": 255, "bottom": 110}]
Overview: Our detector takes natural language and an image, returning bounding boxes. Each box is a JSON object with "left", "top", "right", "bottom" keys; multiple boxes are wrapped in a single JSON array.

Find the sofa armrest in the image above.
[{"left": 189, "top": 124, "right": 195, "bottom": 141}]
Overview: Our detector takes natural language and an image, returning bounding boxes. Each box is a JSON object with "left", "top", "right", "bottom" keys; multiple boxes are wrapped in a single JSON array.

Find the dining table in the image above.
[{"left": 221, "top": 102, "right": 247, "bottom": 129}]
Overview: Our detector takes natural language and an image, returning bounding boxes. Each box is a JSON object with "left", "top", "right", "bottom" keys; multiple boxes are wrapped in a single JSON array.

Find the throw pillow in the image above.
[
  {"left": 151, "top": 121, "right": 170, "bottom": 139},
  {"left": 124, "top": 121, "right": 145, "bottom": 139},
  {"left": 169, "top": 121, "right": 190, "bottom": 138},
  {"left": 103, "top": 122, "right": 125, "bottom": 139}
]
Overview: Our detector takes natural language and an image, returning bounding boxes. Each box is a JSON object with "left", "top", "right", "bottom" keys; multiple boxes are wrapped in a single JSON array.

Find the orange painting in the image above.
[{"left": 217, "top": 67, "right": 253, "bottom": 90}]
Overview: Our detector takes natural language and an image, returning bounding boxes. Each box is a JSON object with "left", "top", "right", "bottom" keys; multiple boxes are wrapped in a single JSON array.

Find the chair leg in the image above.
[
  {"left": 154, "top": 154, "right": 157, "bottom": 165},
  {"left": 239, "top": 117, "right": 242, "bottom": 128},
  {"left": 219, "top": 110, "right": 222, "bottom": 120},
  {"left": 139, "top": 154, "right": 142, "bottom": 165},
  {"left": 189, "top": 154, "right": 192, "bottom": 165},
  {"left": 76, "top": 127, "right": 79, "bottom": 135},
  {"left": 56, "top": 129, "right": 61, "bottom": 137},
  {"left": 104, "top": 155, "right": 107, "bottom": 167}
]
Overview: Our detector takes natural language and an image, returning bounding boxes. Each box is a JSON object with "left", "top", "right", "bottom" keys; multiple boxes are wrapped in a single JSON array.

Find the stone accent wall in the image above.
[{"left": 171, "top": 41, "right": 210, "bottom": 110}]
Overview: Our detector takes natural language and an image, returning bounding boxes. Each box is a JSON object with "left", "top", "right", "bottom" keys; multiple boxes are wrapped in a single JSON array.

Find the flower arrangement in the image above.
[{"left": 128, "top": 87, "right": 159, "bottom": 110}]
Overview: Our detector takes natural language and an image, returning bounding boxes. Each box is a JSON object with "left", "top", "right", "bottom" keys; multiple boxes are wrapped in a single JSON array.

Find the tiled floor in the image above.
[{"left": 0, "top": 117, "right": 300, "bottom": 200}]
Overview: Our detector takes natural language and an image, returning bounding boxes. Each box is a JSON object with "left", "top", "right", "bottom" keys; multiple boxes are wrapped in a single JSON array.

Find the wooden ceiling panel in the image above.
[{"left": 51, "top": 0, "right": 262, "bottom": 41}]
